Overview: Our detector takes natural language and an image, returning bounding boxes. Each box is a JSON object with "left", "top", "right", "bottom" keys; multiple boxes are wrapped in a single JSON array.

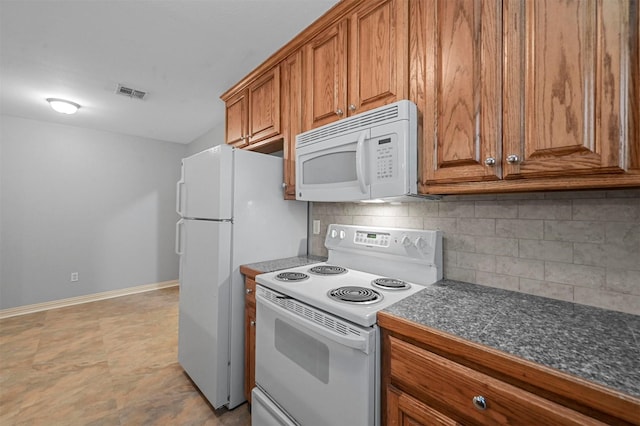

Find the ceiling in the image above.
[{"left": 0, "top": 0, "right": 339, "bottom": 144}]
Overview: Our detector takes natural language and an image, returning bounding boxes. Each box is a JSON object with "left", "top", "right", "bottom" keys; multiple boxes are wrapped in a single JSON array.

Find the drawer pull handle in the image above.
[{"left": 472, "top": 395, "right": 487, "bottom": 411}]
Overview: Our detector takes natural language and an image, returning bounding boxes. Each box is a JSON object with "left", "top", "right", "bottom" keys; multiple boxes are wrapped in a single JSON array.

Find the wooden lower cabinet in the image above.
[
  {"left": 387, "top": 385, "right": 462, "bottom": 426},
  {"left": 379, "top": 313, "right": 640, "bottom": 426},
  {"left": 242, "top": 274, "right": 257, "bottom": 404}
]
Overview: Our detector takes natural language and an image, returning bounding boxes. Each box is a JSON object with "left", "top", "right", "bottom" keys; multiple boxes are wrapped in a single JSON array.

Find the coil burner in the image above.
[
  {"left": 275, "top": 272, "right": 309, "bottom": 282},
  {"left": 371, "top": 278, "right": 411, "bottom": 290},
  {"left": 309, "top": 265, "right": 347, "bottom": 276},
  {"left": 327, "top": 286, "right": 383, "bottom": 304}
]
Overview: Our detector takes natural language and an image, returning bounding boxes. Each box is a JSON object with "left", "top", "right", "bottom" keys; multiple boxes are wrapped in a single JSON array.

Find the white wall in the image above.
[
  {"left": 0, "top": 116, "right": 186, "bottom": 309},
  {"left": 186, "top": 123, "right": 224, "bottom": 157}
]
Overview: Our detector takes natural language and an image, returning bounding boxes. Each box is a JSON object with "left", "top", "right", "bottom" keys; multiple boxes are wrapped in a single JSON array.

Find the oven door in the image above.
[
  {"left": 255, "top": 286, "right": 378, "bottom": 426},
  {"left": 295, "top": 129, "right": 371, "bottom": 201}
]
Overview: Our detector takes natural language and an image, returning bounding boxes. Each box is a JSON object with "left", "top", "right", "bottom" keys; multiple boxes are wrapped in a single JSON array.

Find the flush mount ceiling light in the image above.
[{"left": 46, "top": 98, "right": 81, "bottom": 114}]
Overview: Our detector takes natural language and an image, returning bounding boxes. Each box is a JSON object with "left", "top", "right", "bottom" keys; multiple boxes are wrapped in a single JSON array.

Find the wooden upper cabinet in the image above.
[
  {"left": 248, "top": 67, "right": 281, "bottom": 144},
  {"left": 223, "top": 66, "right": 281, "bottom": 148},
  {"left": 303, "top": 21, "right": 347, "bottom": 129},
  {"left": 281, "top": 50, "right": 304, "bottom": 200},
  {"left": 225, "top": 91, "right": 248, "bottom": 148},
  {"left": 303, "top": 0, "right": 408, "bottom": 131},
  {"left": 349, "top": 0, "right": 408, "bottom": 114},
  {"left": 502, "top": 0, "right": 632, "bottom": 179},
  {"left": 415, "top": 0, "right": 502, "bottom": 188}
]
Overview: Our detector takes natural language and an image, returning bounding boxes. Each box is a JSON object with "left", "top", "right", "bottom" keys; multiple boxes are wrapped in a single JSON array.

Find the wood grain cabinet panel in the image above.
[
  {"left": 303, "top": 0, "right": 408, "bottom": 131},
  {"left": 281, "top": 50, "right": 304, "bottom": 199},
  {"left": 415, "top": 0, "right": 502, "bottom": 189},
  {"left": 243, "top": 277, "right": 257, "bottom": 404},
  {"left": 225, "top": 91, "right": 248, "bottom": 148},
  {"left": 223, "top": 66, "right": 281, "bottom": 149},
  {"left": 502, "top": 0, "right": 631, "bottom": 179},
  {"left": 414, "top": 0, "right": 640, "bottom": 193},
  {"left": 303, "top": 20, "right": 347, "bottom": 130},
  {"left": 388, "top": 336, "right": 605, "bottom": 426}
]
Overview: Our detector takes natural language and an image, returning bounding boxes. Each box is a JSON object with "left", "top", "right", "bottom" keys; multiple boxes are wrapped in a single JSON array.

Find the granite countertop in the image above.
[
  {"left": 383, "top": 279, "right": 640, "bottom": 398},
  {"left": 241, "top": 255, "right": 326, "bottom": 275}
]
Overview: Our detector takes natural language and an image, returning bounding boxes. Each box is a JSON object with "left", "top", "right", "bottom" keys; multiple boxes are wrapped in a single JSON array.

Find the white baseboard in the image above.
[{"left": 0, "top": 280, "right": 179, "bottom": 319}]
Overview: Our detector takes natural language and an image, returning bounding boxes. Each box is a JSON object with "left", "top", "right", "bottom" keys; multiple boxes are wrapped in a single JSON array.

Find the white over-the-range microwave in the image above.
[{"left": 295, "top": 99, "right": 438, "bottom": 202}]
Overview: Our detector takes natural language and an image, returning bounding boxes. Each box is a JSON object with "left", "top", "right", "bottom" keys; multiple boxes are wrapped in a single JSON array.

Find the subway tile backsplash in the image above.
[{"left": 310, "top": 189, "right": 640, "bottom": 315}]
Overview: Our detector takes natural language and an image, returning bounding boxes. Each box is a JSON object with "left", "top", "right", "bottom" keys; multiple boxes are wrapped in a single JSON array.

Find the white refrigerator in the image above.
[{"left": 175, "top": 144, "right": 308, "bottom": 409}]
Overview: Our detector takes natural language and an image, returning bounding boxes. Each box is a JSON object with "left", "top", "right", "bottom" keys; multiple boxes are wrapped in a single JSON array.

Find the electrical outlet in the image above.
[
  {"left": 313, "top": 220, "right": 321, "bottom": 235},
  {"left": 70, "top": 272, "right": 79, "bottom": 282}
]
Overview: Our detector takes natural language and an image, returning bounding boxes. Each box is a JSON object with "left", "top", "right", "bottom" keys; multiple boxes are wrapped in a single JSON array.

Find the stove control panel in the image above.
[
  {"left": 355, "top": 230, "right": 390, "bottom": 247},
  {"left": 325, "top": 224, "right": 443, "bottom": 285}
]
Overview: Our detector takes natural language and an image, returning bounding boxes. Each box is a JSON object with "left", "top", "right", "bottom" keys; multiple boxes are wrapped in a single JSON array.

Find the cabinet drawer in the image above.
[{"left": 388, "top": 336, "right": 605, "bottom": 426}]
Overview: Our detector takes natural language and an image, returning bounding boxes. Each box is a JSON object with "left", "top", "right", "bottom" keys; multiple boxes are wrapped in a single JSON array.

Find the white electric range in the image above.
[{"left": 252, "top": 224, "right": 442, "bottom": 426}]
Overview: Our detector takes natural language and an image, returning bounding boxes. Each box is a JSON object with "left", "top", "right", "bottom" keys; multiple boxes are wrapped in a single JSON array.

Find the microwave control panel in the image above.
[{"left": 375, "top": 136, "right": 396, "bottom": 181}]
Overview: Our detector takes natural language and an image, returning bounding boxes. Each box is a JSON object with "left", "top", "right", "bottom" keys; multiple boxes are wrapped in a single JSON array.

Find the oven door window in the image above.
[
  {"left": 256, "top": 294, "right": 376, "bottom": 426},
  {"left": 275, "top": 318, "right": 329, "bottom": 384}
]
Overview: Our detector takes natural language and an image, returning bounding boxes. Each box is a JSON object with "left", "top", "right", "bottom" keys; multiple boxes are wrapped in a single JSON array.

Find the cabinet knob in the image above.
[
  {"left": 335, "top": 108, "right": 344, "bottom": 116},
  {"left": 250, "top": 320, "right": 256, "bottom": 327},
  {"left": 484, "top": 157, "right": 496, "bottom": 166},
  {"left": 282, "top": 182, "right": 286, "bottom": 189},
  {"left": 349, "top": 104, "right": 357, "bottom": 112},
  {"left": 246, "top": 288, "right": 253, "bottom": 294},
  {"left": 472, "top": 395, "right": 487, "bottom": 411},
  {"left": 506, "top": 154, "right": 520, "bottom": 164}
]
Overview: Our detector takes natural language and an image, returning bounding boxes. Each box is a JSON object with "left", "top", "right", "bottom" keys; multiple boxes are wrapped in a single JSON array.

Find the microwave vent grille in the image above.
[{"left": 298, "top": 104, "right": 399, "bottom": 146}]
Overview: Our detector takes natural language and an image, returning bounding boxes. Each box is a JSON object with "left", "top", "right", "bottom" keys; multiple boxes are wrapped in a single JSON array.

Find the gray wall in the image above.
[
  {"left": 311, "top": 189, "right": 640, "bottom": 315},
  {"left": 0, "top": 116, "right": 186, "bottom": 309}
]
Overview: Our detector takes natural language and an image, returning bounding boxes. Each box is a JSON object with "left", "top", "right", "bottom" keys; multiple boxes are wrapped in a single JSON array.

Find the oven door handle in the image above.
[{"left": 258, "top": 293, "right": 371, "bottom": 354}]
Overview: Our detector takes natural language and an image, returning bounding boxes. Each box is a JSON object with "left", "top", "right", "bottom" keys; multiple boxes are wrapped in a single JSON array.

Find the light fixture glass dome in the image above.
[{"left": 46, "top": 98, "right": 81, "bottom": 114}]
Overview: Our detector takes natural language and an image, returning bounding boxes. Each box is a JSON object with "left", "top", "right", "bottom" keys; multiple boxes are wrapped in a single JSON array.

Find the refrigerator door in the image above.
[
  {"left": 177, "top": 145, "right": 233, "bottom": 220},
  {"left": 177, "top": 218, "right": 232, "bottom": 408},
  {"left": 227, "top": 148, "right": 308, "bottom": 408}
]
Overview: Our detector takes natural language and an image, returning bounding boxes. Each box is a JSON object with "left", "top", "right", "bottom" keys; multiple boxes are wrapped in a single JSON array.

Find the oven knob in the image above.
[
  {"left": 339, "top": 230, "right": 346, "bottom": 239},
  {"left": 414, "top": 236, "right": 428, "bottom": 251},
  {"left": 330, "top": 229, "right": 338, "bottom": 238},
  {"left": 401, "top": 236, "right": 412, "bottom": 247}
]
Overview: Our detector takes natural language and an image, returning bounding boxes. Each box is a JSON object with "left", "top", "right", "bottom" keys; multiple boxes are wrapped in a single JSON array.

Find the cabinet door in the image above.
[
  {"left": 244, "top": 278, "right": 256, "bottom": 403},
  {"left": 303, "top": 20, "right": 347, "bottom": 130},
  {"left": 248, "top": 67, "right": 281, "bottom": 144},
  {"left": 416, "top": 0, "right": 502, "bottom": 188},
  {"left": 225, "top": 91, "right": 248, "bottom": 147},
  {"left": 281, "top": 50, "right": 303, "bottom": 199},
  {"left": 387, "top": 386, "right": 462, "bottom": 426},
  {"left": 503, "top": 0, "right": 631, "bottom": 179},
  {"left": 348, "top": 0, "right": 408, "bottom": 115}
]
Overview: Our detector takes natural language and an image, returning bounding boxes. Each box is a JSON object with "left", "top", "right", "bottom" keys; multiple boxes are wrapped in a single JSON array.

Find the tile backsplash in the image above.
[{"left": 310, "top": 189, "right": 640, "bottom": 315}]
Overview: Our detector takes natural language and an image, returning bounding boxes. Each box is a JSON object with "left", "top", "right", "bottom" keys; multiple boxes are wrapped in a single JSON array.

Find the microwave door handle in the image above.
[{"left": 355, "top": 131, "right": 368, "bottom": 194}]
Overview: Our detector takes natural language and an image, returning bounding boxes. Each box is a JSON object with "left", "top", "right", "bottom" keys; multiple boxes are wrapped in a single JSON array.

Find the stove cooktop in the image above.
[{"left": 256, "top": 262, "right": 426, "bottom": 327}]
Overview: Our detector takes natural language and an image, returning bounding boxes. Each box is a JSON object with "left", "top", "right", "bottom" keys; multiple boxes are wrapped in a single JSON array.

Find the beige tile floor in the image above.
[{"left": 0, "top": 286, "right": 251, "bottom": 425}]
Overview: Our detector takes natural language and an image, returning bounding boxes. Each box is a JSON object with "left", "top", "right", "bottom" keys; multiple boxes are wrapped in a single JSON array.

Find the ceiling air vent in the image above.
[{"left": 115, "top": 84, "right": 147, "bottom": 100}]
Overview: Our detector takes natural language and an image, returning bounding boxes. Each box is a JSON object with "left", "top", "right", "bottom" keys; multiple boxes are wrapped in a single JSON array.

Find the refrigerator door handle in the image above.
[
  {"left": 175, "top": 219, "right": 184, "bottom": 255},
  {"left": 176, "top": 180, "right": 185, "bottom": 215}
]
